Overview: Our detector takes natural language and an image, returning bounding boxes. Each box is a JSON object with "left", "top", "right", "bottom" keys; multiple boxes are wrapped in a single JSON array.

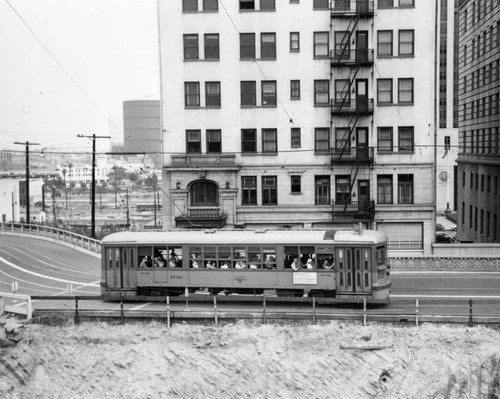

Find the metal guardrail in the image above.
[
  {"left": 0, "top": 223, "right": 101, "bottom": 254},
  {"left": 27, "top": 295, "right": 500, "bottom": 327}
]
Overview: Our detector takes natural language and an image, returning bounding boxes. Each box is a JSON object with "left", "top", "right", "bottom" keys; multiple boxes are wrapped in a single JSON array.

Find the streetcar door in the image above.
[
  {"left": 106, "top": 247, "right": 120, "bottom": 289},
  {"left": 121, "top": 247, "right": 136, "bottom": 289},
  {"left": 354, "top": 248, "right": 371, "bottom": 293},
  {"left": 336, "top": 248, "right": 354, "bottom": 292}
]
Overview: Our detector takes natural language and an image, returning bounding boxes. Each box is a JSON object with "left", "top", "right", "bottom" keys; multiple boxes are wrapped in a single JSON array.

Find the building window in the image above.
[
  {"left": 262, "top": 176, "right": 277, "bottom": 205},
  {"left": 186, "top": 130, "right": 201, "bottom": 153},
  {"left": 398, "top": 127, "right": 414, "bottom": 152},
  {"left": 241, "top": 129, "right": 257, "bottom": 153},
  {"left": 398, "top": 78, "right": 414, "bottom": 104},
  {"left": 377, "top": 31, "right": 393, "bottom": 56},
  {"left": 398, "top": 174, "right": 413, "bottom": 204},
  {"left": 314, "top": 80, "right": 329, "bottom": 105},
  {"left": 261, "top": 0, "right": 275, "bottom": 10},
  {"left": 205, "top": 82, "right": 221, "bottom": 106},
  {"left": 241, "top": 81, "right": 256, "bottom": 106},
  {"left": 183, "top": 34, "right": 199, "bottom": 60},
  {"left": 314, "top": 128, "right": 330, "bottom": 153},
  {"left": 377, "top": 175, "right": 393, "bottom": 204},
  {"left": 399, "top": 0, "right": 414, "bottom": 7},
  {"left": 378, "top": 127, "right": 393, "bottom": 152},
  {"left": 313, "top": 0, "right": 329, "bottom": 8},
  {"left": 377, "top": 79, "right": 393, "bottom": 104},
  {"left": 240, "top": 0, "right": 255, "bottom": 10},
  {"left": 262, "top": 128, "right": 277, "bottom": 153},
  {"left": 242, "top": 176, "right": 257, "bottom": 205},
  {"left": 261, "top": 33, "right": 276, "bottom": 59},
  {"left": 335, "top": 176, "right": 351, "bottom": 204},
  {"left": 290, "top": 80, "right": 300, "bottom": 99},
  {"left": 204, "top": 34, "right": 219, "bottom": 59},
  {"left": 334, "top": 80, "right": 350, "bottom": 105},
  {"left": 378, "top": 0, "right": 393, "bottom": 7},
  {"left": 206, "top": 130, "right": 221, "bottom": 153},
  {"left": 183, "top": 0, "right": 198, "bottom": 11},
  {"left": 184, "top": 82, "right": 200, "bottom": 107},
  {"left": 334, "top": 31, "right": 350, "bottom": 59},
  {"left": 191, "top": 181, "right": 218, "bottom": 206},
  {"left": 313, "top": 32, "right": 329, "bottom": 57},
  {"left": 262, "top": 81, "right": 277, "bottom": 106},
  {"left": 240, "top": 33, "right": 256, "bottom": 59},
  {"left": 444, "top": 136, "right": 451, "bottom": 150},
  {"left": 398, "top": 30, "right": 414, "bottom": 56},
  {"left": 291, "top": 128, "right": 301, "bottom": 148},
  {"left": 203, "top": 0, "right": 218, "bottom": 10},
  {"left": 290, "top": 32, "right": 300, "bottom": 52},
  {"left": 315, "top": 176, "right": 330, "bottom": 205},
  {"left": 291, "top": 175, "right": 301, "bottom": 194},
  {"left": 334, "top": 128, "right": 350, "bottom": 152}
]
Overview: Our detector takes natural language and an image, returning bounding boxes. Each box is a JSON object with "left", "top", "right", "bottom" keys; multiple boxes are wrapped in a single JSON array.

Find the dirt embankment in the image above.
[{"left": 1, "top": 317, "right": 500, "bottom": 398}]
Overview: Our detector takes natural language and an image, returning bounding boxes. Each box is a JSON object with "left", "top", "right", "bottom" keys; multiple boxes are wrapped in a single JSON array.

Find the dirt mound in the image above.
[{"left": 1, "top": 317, "right": 500, "bottom": 398}]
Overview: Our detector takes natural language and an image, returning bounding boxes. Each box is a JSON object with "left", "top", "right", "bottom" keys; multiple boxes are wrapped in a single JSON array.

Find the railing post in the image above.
[
  {"left": 213, "top": 295, "right": 218, "bottom": 326},
  {"left": 75, "top": 297, "right": 79, "bottom": 325},
  {"left": 312, "top": 297, "right": 316, "bottom": 325},
  {"left": 363, "top": 297, "right": 367, "bottom": 327},
  {"left": 468, "top": 299, "right": 473, "bottom": 327},
  {"left": 166, "top": 296, "right": 170, "bottom": 328},
  {"left": 415, "top": 299, "right": 419, "bottom": 327},
  {"left": 120, "top": 297, "right": 124, "bottom": 324},
  {"left": 262, "top": 294, "right": 267, "bottom": 324}
]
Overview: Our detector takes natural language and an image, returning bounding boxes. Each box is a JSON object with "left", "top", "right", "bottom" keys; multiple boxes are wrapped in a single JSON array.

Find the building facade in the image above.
[
  {"left": 123, "top": 100, "right": 162, "bottom": 167},
  {"left": 457, "top": 0, "right": 500, "bottom": 243},
  {"left": 158, "top": 0, "right": 453, "bottom": 254}
]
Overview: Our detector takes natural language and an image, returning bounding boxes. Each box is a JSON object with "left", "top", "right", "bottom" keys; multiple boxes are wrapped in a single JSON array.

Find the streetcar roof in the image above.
[{"left": 101, "top": 229, "right": 387, "bottom": 246}]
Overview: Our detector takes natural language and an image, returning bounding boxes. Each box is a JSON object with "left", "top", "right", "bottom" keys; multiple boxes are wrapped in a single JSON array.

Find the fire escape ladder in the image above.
[{"left": 342, "top": 164, "right": 360, "bottom": 213}]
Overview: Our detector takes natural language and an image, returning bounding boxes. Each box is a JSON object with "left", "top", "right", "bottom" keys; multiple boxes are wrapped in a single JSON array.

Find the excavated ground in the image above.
[{"left": 1, "top": 316, "right": 500, "bottom": 398}]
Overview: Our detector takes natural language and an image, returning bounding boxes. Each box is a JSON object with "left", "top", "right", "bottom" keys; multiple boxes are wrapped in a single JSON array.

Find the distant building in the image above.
[
  {"left": 457, "top": 0, "right": 500, "bottom": 243},
  {"left": 122, "top": 100, "right": 162, "bottom": 167},
  {"left": 158, "top": 0, "right": 459, "bottom": 255},
  {"left": 0, "top": 179, "right": 20, "bottom": 222}
]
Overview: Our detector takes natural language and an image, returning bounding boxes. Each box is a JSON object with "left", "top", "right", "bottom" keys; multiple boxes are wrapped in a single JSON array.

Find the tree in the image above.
[
  {"left": 144, "top": 172, "right": 158, "bottom": 189},
  {"left": 128, "top": 172, "right": 139, "bottom": 190},
  {"left": 108, "top": 167, "right": 127, "bottom": 188}
]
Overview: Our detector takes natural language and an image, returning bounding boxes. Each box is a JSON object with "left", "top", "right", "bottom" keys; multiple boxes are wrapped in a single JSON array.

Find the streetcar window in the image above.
[
  {"left": 364, "top": 249, "right": 370, "bottom": 271},
  {"left": 106, "top": 249, "right": 113, "bottom": 269},
  {"left": 317, "top": 253, "right": 335, "bottom": 270},
  {"left": 284, "top": 246, "right": 299, "bottom": 269},
  {"left": 300, "top": 246, "right": 315, "bottom": 269},
  {"left": 168, "top": 247, "right": 182, "bottom": 268},
  {"left": 337, "top": 249, "right": 344, "bottom": 271},
  {"left": 204, "top": 246, "right": 217, "bottom": 268},
  {"left": 218, "top": 246, "right": 231, "bottom": 269},
  {"left": 233, "top": 247, "right": 247, "bottom": 269},
  {"left": 376, "top": 246, "right": 386, "bottom": 265},
  {"left": 248, "top": 246, "right": 261, "bottom": 269},
  {"left": 114, "top": 248, "right": 120, "bottom": 268},
  {"left": 189, "top": 246, "right": 202, "bottom": 268},
  {"left": 378, "top": 270, "right": 386, "bottom": 280},
  {"left": 138, "top": 247, "right": 152, "bottom": 268},
  {"left": 263, "top": 247, "right": 276, "bottom": 269}
]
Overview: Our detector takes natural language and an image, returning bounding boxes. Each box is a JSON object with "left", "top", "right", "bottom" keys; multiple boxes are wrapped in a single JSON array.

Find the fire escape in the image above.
[{"left": 330, "top": 0, "right": 375, "bottom": 223}]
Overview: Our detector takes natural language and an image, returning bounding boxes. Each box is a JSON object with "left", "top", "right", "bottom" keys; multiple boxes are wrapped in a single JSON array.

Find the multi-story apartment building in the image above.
[
  {"left": 158, "top": 0, "right": 453, "bottom": 254},
  {"left": 457, "top": 0, "right": 500, "bottom": 243}
]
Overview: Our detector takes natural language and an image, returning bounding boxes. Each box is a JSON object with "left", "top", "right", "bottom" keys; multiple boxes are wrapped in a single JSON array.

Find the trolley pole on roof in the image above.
[
  {"left": 14, "top": 141, "right": 40, "bottom": 224},
  {"left": 78, "top": 134, "right": 110, "bottom": 238}
]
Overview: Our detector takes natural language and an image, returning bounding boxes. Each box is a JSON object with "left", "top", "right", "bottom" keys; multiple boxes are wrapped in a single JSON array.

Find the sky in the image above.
[{"left": 0, "top": 0, "right": 159, "bottom": 152}]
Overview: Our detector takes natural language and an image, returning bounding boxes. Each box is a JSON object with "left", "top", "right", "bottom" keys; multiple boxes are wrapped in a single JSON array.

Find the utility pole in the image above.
[
  {"left": 14, "top": 141, "right": 40, "bottom": 224},
  {"left": 78, "top": 134, "right": 110, "bottom": 238},
  {"left": 125, "top": 188, "right": 130, "bottom": 228}
]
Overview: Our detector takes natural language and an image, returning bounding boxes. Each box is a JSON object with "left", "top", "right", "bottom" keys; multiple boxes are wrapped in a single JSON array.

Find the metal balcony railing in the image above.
[
  {"left": 332, "top": 200, "right": 375, "bottom": 219},
  {"left": 330, "top": 49, "right": 374, "bottom": 66},
  {"left": 330, "top": 147, "right": 374, "bottom": 163},
  {"left": 331, "top": 99, "right": 374, "bottom": 115},
  {"left": 175, "top": 208, "right": 227, "bottom": 229},
  {"left": 330, "top": 0, "right": 374, "bottom": 17}
]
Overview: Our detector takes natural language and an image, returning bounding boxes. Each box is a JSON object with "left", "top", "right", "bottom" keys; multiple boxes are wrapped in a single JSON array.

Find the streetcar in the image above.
[{"left": 101, "top": 228, "right": 391, "bottom": 303}]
